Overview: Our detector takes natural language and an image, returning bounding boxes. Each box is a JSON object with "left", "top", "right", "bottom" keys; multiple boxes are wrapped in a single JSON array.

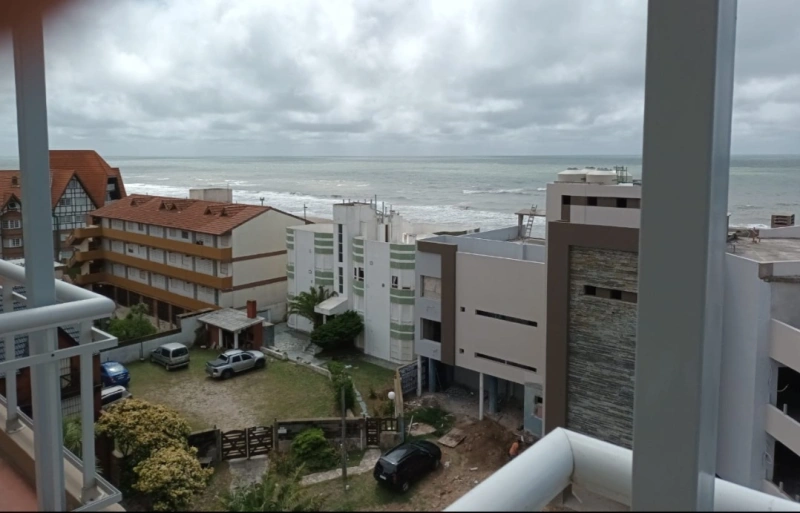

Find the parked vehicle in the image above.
[
  {"left": 101, "top": 385, "right": 132, "bottom": 409},
  {"left": 100, "top": 361, "right": 130, "bottom": 388},
  {"left": 205, "top": 349, "right": 266, "bottom": 379},
  {"left": 373, "top": 440, "right": 442, "bottom": 492},
  {"left": 150, "top": 342, "right": 190, "bottom": 370}
]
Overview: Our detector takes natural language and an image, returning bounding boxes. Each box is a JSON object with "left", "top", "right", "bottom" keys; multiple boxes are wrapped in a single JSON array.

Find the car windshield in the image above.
[
  {"left": 105, "top": 364, "right": 124, "bottom": 373},
  {"left": 217, "top": 354, "right": 229, "bottom": 361}
]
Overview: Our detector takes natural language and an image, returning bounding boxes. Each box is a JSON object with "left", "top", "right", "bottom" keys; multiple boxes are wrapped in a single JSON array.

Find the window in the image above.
[
  {"left": 357, "top": 267, "right": 364, "bottom": 281},
  {"left": 184, "top": 282, "right": 193, "bottom": 292},
  {"left": 58, "top": 197, "right": 71, "bottom": 207},
  {"left": 391, "top": 276, "right": 399, "bottom": 289},
  {"left": 421, "top": 276, "right": 442, "bottom": 300},
  {"left": 220, "top": 263, "right": 229, "bottom": 275},
  {"left": 562, "top": 195, "right": 571, "bottom": 205},
  {"left": 169, "top": 253, "right": 178, "bottom": 264},
  {"left": 9, "top": 238, "right": 22, "bottom": 248},
  {"left": 7, "top": 201, "right": 19, "bottom": 210},
  {"left": 181, "top": 230, "right": 189, "bottom": 239},
  {"left": 219, "top": 235, "right": 231, "bottom": 247},
  {"left": 241, "top": 353, "right": 253, "bottom": 361},
  {"left": 584, "top": 284, "right": 637, "bottom": 304},
  {"left": 139, "top": 270, "right": 146, "bottom": 280},
  {"left": 584, "top": 285, "right": 597, "bottom": 296},
  {"left": 338, "top": 267, "right": 344, "bottom": 293},
  {"left": 1, "top": 219, "right": 21, "bottom": 229},
  {"left": 138, "top": 223, "right": 145, "bottom": 231},
  {"left": 127, "top": 245, "right": 136, "bottom": 254},
  {"left": 421, "top": 319, "right": 441, "bottom": 342},
  {"left": 337, "top": 224, "right": 344, "bottom": 263},
  {"left": 196, "top": 240, "right": 204, "bottom": 246},
  {"left": 587, "top": 197, "right": 598, "bottom": 206},
  {"left": 616, "top": 198, "right": 628, "bottom": 208},
  {"left": 475, "top": 352, "right": 537, "bottom": 373},
  {"left": 231, "top": 355, "right": 241, "bottom": 364},
  {"left": 476, "top": 310, "right": 537, "bottom": 327}
]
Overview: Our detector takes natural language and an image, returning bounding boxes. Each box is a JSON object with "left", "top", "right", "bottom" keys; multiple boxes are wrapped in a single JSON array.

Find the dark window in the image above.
[
  {"left": 231, "top": 355, "right": 241, "bottom": 363},
  {"left": 616, "top": 198, "right": 628, "bottom": 208},
  {"left": 391, "top": 276, "right": 399, "bottom": 289},
  {"left": 338, "top": 268, "right": 344, "bottom": 293},
  {"left": 241, "top": 353, "right": 253, "bottom": 361},
  {"left": 422, "top": 319, "right": 441, "bottom": 342},
  {"left": 475, "top": 310, "right": 537, "bottom": 327},
  {"left": 475, "top": 352, "right": 537, "bottom": 373},
  {"left": 161, "top": 348, "right": 170, "bottom": 357},
  {"left": 173, "top": 348, "right": 188, "bottom": 357},
  {"left": 337, "top": 224, "right": 344, "bottom": 263},
  {"left": 610, "top": 289, "right": 623, "bottom": 300},
  {"left": 181, "top": 231, "right": 189, "bottom": 239},
  {"left": 587, "top": 197, "right": 598, "bottom": 206},
  {"left": 562, "top": 195, "right": 571, "bottom": 205},
  {"left": 584, "top": 285, "right": 597, "bottom": 296},
  {"left": 460, "top": 307, "right": 465, "bottom": 312},
  {"left": 584, "top": 285, "right": 637, "bottom": 303}
]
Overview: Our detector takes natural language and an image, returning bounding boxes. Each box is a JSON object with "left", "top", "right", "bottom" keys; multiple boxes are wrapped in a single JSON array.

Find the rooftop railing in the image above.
[
  {"left": 445, "top": 428, "right": 800, "bottom": 512},
  {"left": 0, "top": 259, "right": 121, "bottom": 511}
]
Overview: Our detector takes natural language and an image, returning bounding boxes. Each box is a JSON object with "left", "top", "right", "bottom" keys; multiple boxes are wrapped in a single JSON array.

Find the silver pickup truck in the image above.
[{"left": 205, "top": 349, "right": 266, "bottom": 379}]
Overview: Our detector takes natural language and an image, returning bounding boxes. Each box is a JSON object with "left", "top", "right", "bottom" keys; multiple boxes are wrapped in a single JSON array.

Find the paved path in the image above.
[
  {"left": 300, "top": 449, "right": 382, "bottom": 486},
  {"left": 228, "top": 455, "right": 269, "bottom": 491}
]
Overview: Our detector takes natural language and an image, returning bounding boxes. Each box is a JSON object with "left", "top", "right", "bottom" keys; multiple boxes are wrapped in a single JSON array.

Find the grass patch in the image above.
[
  {"left": 126, "top": 347, "right": 335, "bottom": 430},
  {"left": 405, "top": 406, "right": 455, "bottom": 437},
  {"left": 190, "top": 462, "right": 233, "bottom": 512},
  {"left": 305, "top": 473, "right": 410, "bottom": 512},
  {"left": 341, "top": 359, "right": 396, "bottom": 416}
]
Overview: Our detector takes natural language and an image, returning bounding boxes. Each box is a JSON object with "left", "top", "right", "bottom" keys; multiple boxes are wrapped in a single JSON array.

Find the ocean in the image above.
[{"left": 2, "top": 155, "right": 798, "bottom": 237}]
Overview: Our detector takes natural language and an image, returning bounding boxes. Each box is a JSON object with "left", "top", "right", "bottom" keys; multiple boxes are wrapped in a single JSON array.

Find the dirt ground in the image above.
[{"left": 367, "top": 416, "right": 520, "bottom": 511}]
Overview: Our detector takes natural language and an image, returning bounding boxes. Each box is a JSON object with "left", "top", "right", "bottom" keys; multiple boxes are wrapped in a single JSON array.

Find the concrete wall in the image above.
[
  {"left": 760, "top": 226, "right": 800, "bottom": 239},
  {"left": 717, "top": 253, "right": 772, "bottom": 489},
  {"left": 454, "top": 252, "right": 545, "bottom": 385},
  {"left": 545, "top": 182, "right": 642, "bottom": 230},
  {"left": 100, "top": 314, "right": 201, "bottom": 365},
  {"left": 566, "top": 246, "right": 638, "bottom": 449},
  {"left": 363, "top": 240, "right": 391, "bottom": 361},
  {"left": 415, "top": 250, "right": 442, "bottom": 360},
  {"left": 771, "top": 280, "right": 800, "bottom": 329},
  {"left": 287, "top": 228, "right": 316, "bottom": 332}
]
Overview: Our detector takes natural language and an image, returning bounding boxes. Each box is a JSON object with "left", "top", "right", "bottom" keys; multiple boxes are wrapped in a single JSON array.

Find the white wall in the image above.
[
  {"left": 455, "top": 252, "right": 545, "bottom": 385},
  {"left": 363, "top": 240, "right": 391, "bottom": 361},
  {"left": 100, "top": 315, "right": 201, "bottom": 364},
  {"left": 717, "top": 253, "right": 772, "bottom": 489},
  {"left": 288, "top": 228, "right": 316, "bottom": 332}
]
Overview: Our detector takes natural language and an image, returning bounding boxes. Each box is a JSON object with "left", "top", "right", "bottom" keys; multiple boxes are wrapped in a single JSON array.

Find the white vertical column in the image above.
[
  {"left": 478, "top": 372, "right": 484, "bottom": 421},
  {"left": 1, "top": 279, "right": 20, "bottom": 432},
  {"left": 234, "top": 331, "right": 239, "bottom": 349},
  {"left": 633, "top": 0, "right": 737, "bottom": 510},
  {"left": 13, "top": 6, "right": 66, "bottom": 511},
  {"left": 79, "top": 322, "right": 97, "bottom": 501}
]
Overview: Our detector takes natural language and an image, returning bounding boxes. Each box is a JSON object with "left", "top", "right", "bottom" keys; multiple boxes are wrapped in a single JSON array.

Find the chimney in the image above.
[{"left": 246, "top": 300, "right": 256, "bottom": 319}]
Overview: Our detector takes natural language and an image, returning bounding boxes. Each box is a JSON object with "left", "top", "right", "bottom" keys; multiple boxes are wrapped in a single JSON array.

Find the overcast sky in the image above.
[{"left": 0, "top": 0, "right": 798, "bottom": 157}]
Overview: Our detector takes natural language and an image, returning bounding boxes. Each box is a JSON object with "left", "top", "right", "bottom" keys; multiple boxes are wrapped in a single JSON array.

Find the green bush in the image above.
[
  {"left": 291, "top": 428, "right": 337, "bottom": 472},
  {"left": 133, "top": 446, "right": 212, "bottom": 511},
  {"left": 328, "top": 362, "right": 356, "bottom": 412},
  {"left": 309, "top": 310, "right": 363, "bottom": 350},
  {"left": 270, "top": 450, "right": 298, "bottom": 477},
  {"left": 222, "top": 468, "right": 324, "bottom": 512},
  {"left": 106, "top": 302, "right": 157, "bottom": 342}
]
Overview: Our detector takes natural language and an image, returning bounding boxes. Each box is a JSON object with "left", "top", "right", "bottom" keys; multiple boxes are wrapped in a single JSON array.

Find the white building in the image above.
[{"left": 287, "top": 201, "right": 476, "bottom": 364}]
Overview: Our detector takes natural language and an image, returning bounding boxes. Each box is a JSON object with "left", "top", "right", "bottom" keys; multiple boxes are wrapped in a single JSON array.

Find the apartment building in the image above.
[
  {"left": 71, "top": 191, "right": 309, "bottom": 324},
  {"left": 0, "top": 150, "right": 127, "bottom": 261},
  {"left": 288, "top": 201, "right": 475, "bottom": 364}
]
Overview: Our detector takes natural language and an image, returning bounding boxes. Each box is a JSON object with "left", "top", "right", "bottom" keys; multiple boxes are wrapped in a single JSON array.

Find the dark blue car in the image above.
[{"left": 100, "top": 361, "right": 130, "bottom": 388}]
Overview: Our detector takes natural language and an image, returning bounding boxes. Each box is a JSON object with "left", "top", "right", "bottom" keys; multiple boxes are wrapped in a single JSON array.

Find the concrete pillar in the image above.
[
  {"left": 218, "top": 327, "right": 223, "bottom": 349},
  {"left": 428, "top": 358, "right": 436, "bottom": 393},
  {"left": 478, "top": 372, "right": 484, "bottom": 421},
  {"left": 488, "top": 375, "right": 498, "bottom": 414},
  {"left": 234, "top": 331, "right": 239, "bottom": 349},
  {"left": 416, "top": 355, "right": 423, "bottom": 397}
]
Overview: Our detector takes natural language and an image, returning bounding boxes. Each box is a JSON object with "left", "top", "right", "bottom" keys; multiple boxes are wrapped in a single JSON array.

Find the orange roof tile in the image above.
[
  {"left": 0, "top": 151, "right": 126, "bottom": 211},
  {"left": 90, "top": 195, "right": 282, "bottom": 235}
]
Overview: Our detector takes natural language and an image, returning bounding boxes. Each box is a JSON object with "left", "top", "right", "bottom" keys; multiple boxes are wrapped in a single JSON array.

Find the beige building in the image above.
[{"left": 70, "top": 190, "right": 309, "bottom": 324}]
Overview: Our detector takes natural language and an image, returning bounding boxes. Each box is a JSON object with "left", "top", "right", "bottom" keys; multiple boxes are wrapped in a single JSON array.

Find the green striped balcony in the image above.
[
  {"left": 389, "top": 288, "right": 415, "bottom": 305},
  {"left": 352, "top": 278, "right": 364, "bottom": 295},
  {"left": 390, "top": 322, "right": 415, "bottom": 341}
]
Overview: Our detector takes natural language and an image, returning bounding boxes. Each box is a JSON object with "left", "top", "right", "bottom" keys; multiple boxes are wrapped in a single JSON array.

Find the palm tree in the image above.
[
  {"left": 63, "top": 417, "right": 83, "bottom": 457},
  {"left": 287, "top": 286, "right": 335, "bottom": 330},
  {"left": 221, "top": 468, "right": 324, "bottom": 512}
]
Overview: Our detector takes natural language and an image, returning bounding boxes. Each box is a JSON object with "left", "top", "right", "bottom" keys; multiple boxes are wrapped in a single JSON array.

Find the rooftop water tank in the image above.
[
  {"left": 557, "top": 169, "right": 587, "bottom": 183},
  {"left": 586, "top": 169, "right": 618, "bottom": 185}
]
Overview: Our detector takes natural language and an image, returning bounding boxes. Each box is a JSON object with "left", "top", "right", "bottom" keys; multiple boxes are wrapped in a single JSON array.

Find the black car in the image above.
[{"left": 373, "top": 440, "right": 442, "bottom": 492}]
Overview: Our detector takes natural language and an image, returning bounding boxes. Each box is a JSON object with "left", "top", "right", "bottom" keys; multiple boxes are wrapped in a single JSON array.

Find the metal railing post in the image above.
[
  {"left": 1, "top": 278, "right": 21, "bottom": 433},
  {"left": 79, "top": 322, "right": 98, "bottom": 502}
]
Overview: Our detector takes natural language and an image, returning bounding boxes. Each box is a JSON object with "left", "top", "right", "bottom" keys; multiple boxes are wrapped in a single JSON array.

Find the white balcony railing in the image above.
[
  {"left": 0, "top": 259, "right": 121, "bottom": 511},
  {"left": 445, "top": 428, "right": 800, "bottom": 512}
]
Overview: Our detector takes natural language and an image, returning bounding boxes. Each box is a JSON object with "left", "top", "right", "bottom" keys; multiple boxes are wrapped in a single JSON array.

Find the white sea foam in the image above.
[{"left": 462, "top": 188, "right": 527, "bottom": 195}]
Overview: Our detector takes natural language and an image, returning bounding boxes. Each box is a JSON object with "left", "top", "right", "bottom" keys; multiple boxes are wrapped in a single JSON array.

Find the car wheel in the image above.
[
  {"left": 149, "top": 355, "right": 155, "bottom": 363},
  {"left": 431, "top": 459, "right": 439, "bottom": 471},
  {"left": 255, "top": 359, "right": 265, "bottom": 369},
  {"left": 222, "top": 369, "right": 233, "bottom": 380},
  {"left": 401, "top": 481, "right": 410, "bottom": 493}
]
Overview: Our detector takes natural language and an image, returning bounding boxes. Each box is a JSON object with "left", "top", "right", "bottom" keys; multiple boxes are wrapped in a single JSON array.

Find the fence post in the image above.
[{"left": 360, "top": 415, "right": 366, "bottom": 451}]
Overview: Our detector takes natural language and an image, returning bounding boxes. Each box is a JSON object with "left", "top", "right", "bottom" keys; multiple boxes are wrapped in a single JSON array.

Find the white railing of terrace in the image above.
[
  {"left": 444, "top": 428, "right": 800, "bottom": 512},
  {"left": 0, "top": 259, "right": 122, "bottom": 511}
]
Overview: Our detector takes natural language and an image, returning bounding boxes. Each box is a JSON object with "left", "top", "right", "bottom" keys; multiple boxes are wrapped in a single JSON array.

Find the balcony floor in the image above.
[{"left": 0, "top": 456, "right": 37, "bottom": 511}]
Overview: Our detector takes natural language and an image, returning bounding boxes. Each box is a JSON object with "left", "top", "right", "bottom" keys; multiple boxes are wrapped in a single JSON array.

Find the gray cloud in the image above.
[{"left": 0, "top": 0, "right": 798, "bottom": 156}]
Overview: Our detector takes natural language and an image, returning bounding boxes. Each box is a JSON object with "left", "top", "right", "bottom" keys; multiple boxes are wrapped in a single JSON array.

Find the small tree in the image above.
[
  {"left": 133, "top": 446, "right": 212, "bottom": 511},
  {"left": 95, "top": 398, "right": 191, "bottom": 464},
  {"left": 63, "top": 416, "right": 82, "bottom": 457},
  {"left": 106, "top": 302, "right": 157, "bottom": 342},
  {"left": 287, "top": 286, "right": 335, "bottom": 330},
  {"left": 222, "top": 468, "right": 324, "bottom": 512},
  {"left": 309, "top": 310, "right": 363, "bottom": 350},
  {"left": 328, "top": 361, "right": 356, "bottom": 412}
]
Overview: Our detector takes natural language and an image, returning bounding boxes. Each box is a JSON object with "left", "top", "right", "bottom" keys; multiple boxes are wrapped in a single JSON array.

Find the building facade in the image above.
[
  {"left": 0, "top": 150, "right": 127, "bottom": 261},
  {"left": 71, "top": 193, "right": 309, "bottom": 324},
  {"left": 288, "top": 201, "right": 475, "bottom": 364}
]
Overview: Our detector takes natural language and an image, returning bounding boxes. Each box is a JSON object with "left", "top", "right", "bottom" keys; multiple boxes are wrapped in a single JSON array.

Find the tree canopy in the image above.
[
  {"left": 287, "top": 285, "right": 335, "bottom": 329},
  {"left": 106, "top": 302, "right": 157, "bottom": 342}
]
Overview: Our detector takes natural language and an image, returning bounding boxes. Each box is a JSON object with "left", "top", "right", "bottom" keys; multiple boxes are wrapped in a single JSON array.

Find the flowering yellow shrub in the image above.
[
  {"left": 95, "top": 399, "right": 191, "bottom": 463},
  {"left": 133, "top": 446, "right": 213, "bottom": 511}
]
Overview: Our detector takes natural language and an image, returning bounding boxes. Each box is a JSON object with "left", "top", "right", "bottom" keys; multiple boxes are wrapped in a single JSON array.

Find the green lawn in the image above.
[
  {"left": 339, "top": 358, "right": 397, "bottom": 417},
  {"left": 306, "top": 473, "right": 411, "bottom": 512},
  {"left": 126, "top": 347, "right": 336, "bottom": 430}
]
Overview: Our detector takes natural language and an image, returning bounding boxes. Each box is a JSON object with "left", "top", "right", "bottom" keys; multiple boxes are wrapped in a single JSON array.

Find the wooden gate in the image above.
[
  {"left": 247, "top": 426, "right": 273, "bottom": 457},
  {"left": 221, "top": 429, "right": 248, "bottom": 460},
  {"left": 366, "top": 417, "right": 381, "bottom": 446}
]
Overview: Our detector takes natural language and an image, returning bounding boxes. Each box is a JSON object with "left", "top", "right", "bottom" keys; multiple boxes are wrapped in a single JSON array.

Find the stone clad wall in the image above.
[{"left": 566, "top": 246, "right": 639, "bottom": 449}]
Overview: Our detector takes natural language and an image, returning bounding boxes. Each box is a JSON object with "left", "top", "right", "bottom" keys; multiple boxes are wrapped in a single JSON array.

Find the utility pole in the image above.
[
  {"left": 259, "top": 197, "right": 265, "bottom": 206},
  {"left": 341, "top": 386, "right": 348, "bottom": 491}
]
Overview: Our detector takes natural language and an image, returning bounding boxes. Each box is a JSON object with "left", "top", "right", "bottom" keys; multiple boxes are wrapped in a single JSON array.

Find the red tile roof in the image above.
[
  {"left": 0, "top": 150, "right": 126, "bottom": 210},
  {"left": 90, "top": 194, "right": 280, "bottom": 235}
]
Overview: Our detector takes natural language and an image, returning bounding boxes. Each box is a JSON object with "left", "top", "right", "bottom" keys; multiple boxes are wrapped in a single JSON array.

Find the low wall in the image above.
[
  {"left": 100, "top": 312, "right": 204, "bottom": 364},
  {"left": 276, "top": 417, "right": 364, "bottom": 442}
]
